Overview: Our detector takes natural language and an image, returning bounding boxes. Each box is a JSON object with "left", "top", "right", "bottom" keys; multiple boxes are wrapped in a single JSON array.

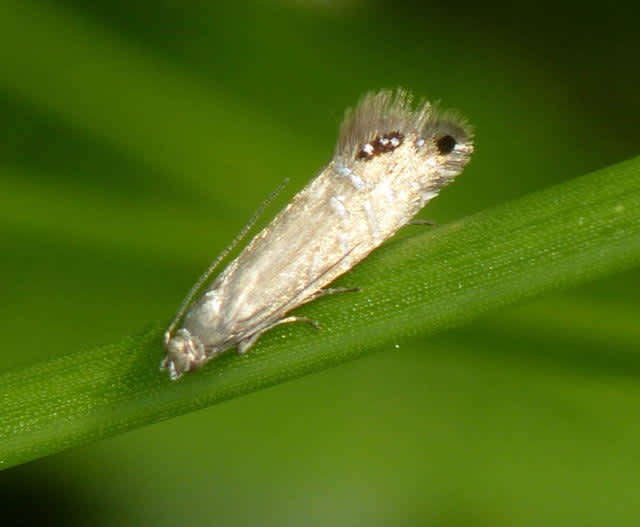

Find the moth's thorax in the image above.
[{"left": 183, "top": 290, "right": 221, "bottom": 333}]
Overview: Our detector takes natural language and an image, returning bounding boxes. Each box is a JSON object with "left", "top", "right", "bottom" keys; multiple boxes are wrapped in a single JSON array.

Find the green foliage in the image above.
[{"left": 2, "top": 1, "right": 640, "bottom": 524}]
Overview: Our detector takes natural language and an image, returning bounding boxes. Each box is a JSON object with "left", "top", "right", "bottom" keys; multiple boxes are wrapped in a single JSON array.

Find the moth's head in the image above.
[{"left": 161, "top": 328, "right": 206, "bottom": 381}]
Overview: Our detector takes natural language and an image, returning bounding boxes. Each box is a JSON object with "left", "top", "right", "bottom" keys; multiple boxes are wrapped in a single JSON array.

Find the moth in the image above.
[{"left": 162, "top": 89, "right": 473, "bottom": 380}]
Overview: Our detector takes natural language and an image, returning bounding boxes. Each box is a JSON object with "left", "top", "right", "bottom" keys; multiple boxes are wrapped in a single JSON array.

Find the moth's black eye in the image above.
[{"left": 436, "top": 134, "right": 456, "bottom": 155}]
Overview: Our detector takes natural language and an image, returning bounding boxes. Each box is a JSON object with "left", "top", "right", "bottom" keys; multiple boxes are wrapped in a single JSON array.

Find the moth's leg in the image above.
[
  {"left": 275, "top": 316, "right": 321, "bottom": 330},
  {"left": 236, "top": 316, "right": 321, "bottom": 355},
  {"left": 408, "top": 219, "right": 436, "bottom": 226},
  {"left": 159, "top": 355, "right": 170, "bottom": 371},
  {"left": 308, "top": 286, "right": 360, "bottom": 301}
]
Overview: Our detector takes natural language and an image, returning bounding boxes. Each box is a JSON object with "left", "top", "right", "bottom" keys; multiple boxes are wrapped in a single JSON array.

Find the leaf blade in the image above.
[{"left": 1, "top": 155, "right": 639, "bottom": 470}]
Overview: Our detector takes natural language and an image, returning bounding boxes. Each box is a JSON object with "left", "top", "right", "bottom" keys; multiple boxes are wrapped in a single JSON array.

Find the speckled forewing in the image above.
[{"left": 185, "top": 90, "right": 473, "bottom": 351}]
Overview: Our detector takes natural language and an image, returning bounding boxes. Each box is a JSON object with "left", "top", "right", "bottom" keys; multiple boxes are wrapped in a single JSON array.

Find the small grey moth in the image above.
[{"left": 162, "top": 89, "right": 474, "bottom": 380}]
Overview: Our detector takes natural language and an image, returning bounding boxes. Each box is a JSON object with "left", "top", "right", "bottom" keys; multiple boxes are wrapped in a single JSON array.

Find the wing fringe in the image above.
[{"left": 335, "top": 89, "right": 473, "bottom": 160}]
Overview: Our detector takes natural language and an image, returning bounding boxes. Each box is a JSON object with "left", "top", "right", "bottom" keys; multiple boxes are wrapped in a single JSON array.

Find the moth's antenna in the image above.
[{"left": 165, "top": 178, "right": 289, "bottom": 344}]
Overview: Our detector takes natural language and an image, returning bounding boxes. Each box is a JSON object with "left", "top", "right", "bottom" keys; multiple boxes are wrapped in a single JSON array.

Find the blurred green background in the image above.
[{"left": 1, "top": 0, "right": 640, "bottom": 525}]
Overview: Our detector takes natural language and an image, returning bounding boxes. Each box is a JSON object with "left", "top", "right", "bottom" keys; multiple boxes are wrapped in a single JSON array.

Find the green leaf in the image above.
[{"left": 1, "top": 156, "right": 639, "bottom": 470}]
